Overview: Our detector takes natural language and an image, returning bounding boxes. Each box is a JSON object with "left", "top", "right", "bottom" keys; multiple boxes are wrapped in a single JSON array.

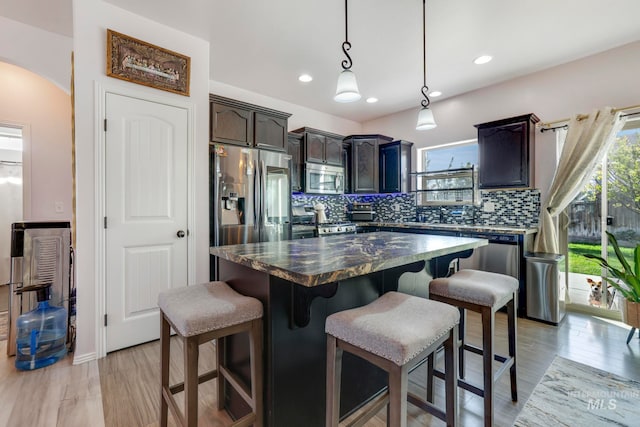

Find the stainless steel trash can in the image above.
[{"left": 525, "top": 252, "right": 565, "bottom": 325}]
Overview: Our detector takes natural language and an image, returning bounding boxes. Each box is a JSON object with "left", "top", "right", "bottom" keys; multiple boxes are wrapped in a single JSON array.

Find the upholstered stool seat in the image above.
[
  {"left": 428, "top": 269, "right": 518, "bottom": 427},
  {"left": 326, "top": 291, "right": 460, "bottom": 427},
  {"left": 158, "top": 281, "right": 263, "bottom": 427}
]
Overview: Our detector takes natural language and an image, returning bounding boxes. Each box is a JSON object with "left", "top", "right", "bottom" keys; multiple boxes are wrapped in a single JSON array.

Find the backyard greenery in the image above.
[{"left": 569, "top": 242, "right": 634, "bottom": 275}]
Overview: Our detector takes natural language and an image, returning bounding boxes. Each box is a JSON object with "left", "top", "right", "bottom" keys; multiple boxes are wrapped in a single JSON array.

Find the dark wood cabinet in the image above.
[
  {"left": 292, "top": 127, "right": 345, "bottom": 166},
  {"left": 342, "top": 142, "right": 352, "bottom": 194},
  {"left": 255, "top": 112, "right": 287, "bottom": 151},
  {"left": 287, "top": 132, "right": 303, "bottom": 192},
  {"left": 325, "top": 136, "right": 343, "bottom": 166},
  {"left": 475, "top": 113, "right": 539, "bottom": 189},
  {"left": 210, "top": 94, "right": 291, "bottom": 151},
  {"left": 379, "top": 140, "right": 413, "bottom": 193},
  {"left": 210, "top": 101, "right": 253, "bottom": 146},
  {"left": 345, "top": 134, "right": 393, "bottom": 193}
]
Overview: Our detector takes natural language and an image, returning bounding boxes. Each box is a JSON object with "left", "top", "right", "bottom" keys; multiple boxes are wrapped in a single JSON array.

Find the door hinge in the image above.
[
  {"left": 104, "top": 217, "right": 107, "bottom": 229},
  {"left": 104, "top": 119, "right": 107, "bottom": 132},
  {"left": 104, "top": 314, "right": 108, "bottom": 327}
]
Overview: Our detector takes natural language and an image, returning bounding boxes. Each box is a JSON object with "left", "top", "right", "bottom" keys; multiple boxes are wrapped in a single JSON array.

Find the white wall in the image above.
[
  {"left": 0, "top": 16, "right": 72, "bottom": 93},
  {"left": 209, "top": 80, "right": 362, "bottom": 136},
  {"left": 73, "top": 0, "right": 210, "bottom": 361},
  {"left": 363, "top": 41, "right": 640, "bottom": 199},
  {"left": 0, "top": 62, "right": 73, "bottom": 221}
]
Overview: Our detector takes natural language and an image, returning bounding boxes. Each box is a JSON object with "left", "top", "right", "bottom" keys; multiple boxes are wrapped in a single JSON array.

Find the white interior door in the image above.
[{"left": 105, "top": 93, "right": 188, "bottom": 352}]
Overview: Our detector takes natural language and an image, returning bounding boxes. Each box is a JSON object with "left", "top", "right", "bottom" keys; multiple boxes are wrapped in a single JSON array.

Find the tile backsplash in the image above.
[
  {"left": 416, "top": 188, "right": 540, "bottom": 228},
  {"left": 295, "top": 188, "right": 540, "bottom": 228},
  {"left": 292, "top": 193, "right": 416, "bottom": 223}
]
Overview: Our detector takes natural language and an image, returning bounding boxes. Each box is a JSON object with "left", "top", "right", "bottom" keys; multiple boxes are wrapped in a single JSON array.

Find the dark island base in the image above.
[{"left": 214, "top": 252, "right": 469, "bottom": 427}]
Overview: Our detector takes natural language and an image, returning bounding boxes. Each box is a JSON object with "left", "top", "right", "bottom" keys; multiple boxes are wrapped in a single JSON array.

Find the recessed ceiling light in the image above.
[
  {"left": 366, "top": 97, "right": 378, "bottom": 103},
  {"left": 298, "top": 74, "right": 313, "bottom": 83},
  {"left": 428, "top": 91, "right": 442, "bottom": 97},
  {"left": 473, "top": 55, "right": 492, "bottom": 65}
]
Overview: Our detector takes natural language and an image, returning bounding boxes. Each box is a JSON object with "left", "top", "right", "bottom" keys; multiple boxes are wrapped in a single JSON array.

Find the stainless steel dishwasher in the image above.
[{"left": 458, "top": 233, "right": 520, "bottom": 278}]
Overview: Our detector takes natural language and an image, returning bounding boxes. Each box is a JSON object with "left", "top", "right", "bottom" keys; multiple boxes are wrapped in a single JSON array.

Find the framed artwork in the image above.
[{"left": 106, "top": 29, "right": 191, "bottom": 96}]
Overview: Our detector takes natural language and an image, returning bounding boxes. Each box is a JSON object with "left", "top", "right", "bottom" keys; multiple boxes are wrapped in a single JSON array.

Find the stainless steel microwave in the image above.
[{"left": 304, "top": 163, "right": 344, "bottom": 194}]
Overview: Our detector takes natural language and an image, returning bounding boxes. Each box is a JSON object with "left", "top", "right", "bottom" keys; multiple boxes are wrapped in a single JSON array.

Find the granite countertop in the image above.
[
  {"left": 358, "top": 222, "right": 538, "bottom": 235},
  {"left": 210, "top": 231, "right": 487, "bottom": 287}
]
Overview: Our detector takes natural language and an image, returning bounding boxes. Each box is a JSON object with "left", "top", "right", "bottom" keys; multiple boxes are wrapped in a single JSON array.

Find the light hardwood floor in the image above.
[{"left": 0, "top": 311, "right": 638, "bottom": 427}]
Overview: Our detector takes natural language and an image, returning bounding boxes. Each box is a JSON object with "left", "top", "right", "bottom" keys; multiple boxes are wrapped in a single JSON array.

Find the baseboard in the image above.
[{"left": 73, "top": 352, "right": 97, "bottom": 365}]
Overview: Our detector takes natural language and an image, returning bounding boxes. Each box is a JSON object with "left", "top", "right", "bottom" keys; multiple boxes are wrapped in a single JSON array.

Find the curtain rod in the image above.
[{"left": 538, "top": 103, "right": 640, "bottom": 129}]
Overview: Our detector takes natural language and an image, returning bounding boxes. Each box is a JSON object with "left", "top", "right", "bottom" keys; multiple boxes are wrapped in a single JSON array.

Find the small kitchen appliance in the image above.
[
  {"left": 7, "top": 221, "right": 73, "bottom": 357},
  {"left": 348, "top": 202, "right": 375, "bottom": 221}
]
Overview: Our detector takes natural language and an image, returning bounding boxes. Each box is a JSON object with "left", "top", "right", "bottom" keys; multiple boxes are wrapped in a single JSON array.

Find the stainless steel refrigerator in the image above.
[{"left": 210, "top": 144, "right": 291, "bottom": 277}]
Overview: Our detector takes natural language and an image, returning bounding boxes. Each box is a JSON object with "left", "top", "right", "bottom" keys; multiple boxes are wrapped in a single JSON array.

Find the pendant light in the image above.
[
  {"left": 416, "top": 0, "right": 437, "bottom": 130},
  {"left": 334, "top": 0, "right": 361, "bottom": 102}
]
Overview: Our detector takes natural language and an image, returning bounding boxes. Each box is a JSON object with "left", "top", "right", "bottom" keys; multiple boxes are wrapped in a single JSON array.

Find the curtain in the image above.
[{"left": 534, "top": 107, "right": 625, "bottom": 254}]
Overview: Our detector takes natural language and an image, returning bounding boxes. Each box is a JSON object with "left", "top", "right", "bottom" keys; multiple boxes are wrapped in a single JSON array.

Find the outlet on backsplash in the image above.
[{"left": 483, "top": 201, "right": 495, "bottom": 212}]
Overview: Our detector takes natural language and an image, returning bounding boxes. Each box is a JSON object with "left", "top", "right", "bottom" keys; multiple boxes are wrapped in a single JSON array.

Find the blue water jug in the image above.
[{"left": 15, "top": 284, "right": 67, "bottom": 371}]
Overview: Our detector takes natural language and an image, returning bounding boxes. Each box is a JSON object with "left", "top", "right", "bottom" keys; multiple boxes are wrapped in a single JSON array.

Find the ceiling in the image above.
[{"left": 4, "top": 0, "right": 640, "bottom": 123}]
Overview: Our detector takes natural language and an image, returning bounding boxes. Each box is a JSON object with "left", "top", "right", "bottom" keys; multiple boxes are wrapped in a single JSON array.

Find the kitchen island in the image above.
[{"left": 210, "top": 231, "right": 487, "bottom": 427}]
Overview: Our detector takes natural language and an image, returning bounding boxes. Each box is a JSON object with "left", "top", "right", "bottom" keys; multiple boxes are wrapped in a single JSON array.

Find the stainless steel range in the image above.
[{"left": 315, "top": 222, "right": 357, "bottom": 236}]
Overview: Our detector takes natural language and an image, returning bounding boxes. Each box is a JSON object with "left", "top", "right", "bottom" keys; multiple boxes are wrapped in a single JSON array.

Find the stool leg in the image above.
[
  {"left": 444, "top": 327, "right": 459, "bottom": 427},
  {"left": 250, "top": 319, "right": 264, "bottom": 427},
  {"left": 216, "top": 336, "right": 225, "bottom": 411},
  {"left": 160, "top": 313, "right": 170, "bottom": 427},
  {"left": 507, "top": 296, "right": 518, "bottom": 402},
  {"left": 388, "top": 364, "right": 408, "bottom": 427},
  {"left": 426, "top": 353, "right": 434, "bottom": 403},
  {"left": 627, "top": 328, "right": 637, "bottom": 344},
  {"left": 184, "top": 336, "right": 199, "bottom": 427},
  {"left": 458, "top": 307, "right": 466, "bottom": 379},
  {"left": 481, "top": 306, "right": 494, "bottom": 427},
  {"left": 326, "top": 335, "right": 342, "bottom": 427}
]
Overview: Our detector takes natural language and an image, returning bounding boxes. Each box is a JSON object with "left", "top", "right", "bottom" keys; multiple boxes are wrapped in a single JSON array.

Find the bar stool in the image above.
[
  {"left": 158, "top": 281, "right": 263, "bottom": 427},
  {"left": 427, "top": 269, "right": 518, "bottom": 427},
  {"left": 325, "top": 291, "right": 460, "bottom": 427}
]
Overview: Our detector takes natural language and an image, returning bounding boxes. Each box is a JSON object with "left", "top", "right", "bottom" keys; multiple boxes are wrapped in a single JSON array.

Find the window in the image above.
[{"left": 419, "top": 139, "right": 478, "bottom": 172}]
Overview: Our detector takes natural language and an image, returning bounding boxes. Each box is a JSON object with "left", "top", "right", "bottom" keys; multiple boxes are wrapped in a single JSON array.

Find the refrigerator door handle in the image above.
[
  {"left": 253, "top": 159, "right": 259, "bottom": 228},
  {"left": 260, "top": 159, "right": 266, "bottom": 226}
]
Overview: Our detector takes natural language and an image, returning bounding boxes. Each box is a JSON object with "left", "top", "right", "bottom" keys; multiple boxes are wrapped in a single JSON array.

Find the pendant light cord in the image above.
[
  {"left": 421, "top": 0, "right": 431, "bottom": 108},
  {"left": 341, "top": 0, "right": 353, "bottom": 70}
]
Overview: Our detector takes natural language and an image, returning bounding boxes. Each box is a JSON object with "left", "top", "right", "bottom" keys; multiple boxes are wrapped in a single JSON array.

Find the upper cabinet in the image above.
[
  {"left": 379, "top": 140, "right": 413, "bottom": 193},
  {"left": 292, "top": 127, "right": 344, "bottom": 166},
  {"left": 210, "top": 94, "right": 291, "bottom": 152},
  {"left": 475, "top": 113, "right": 539, "bottom": 189},
  {"left": 287, "top": 132, "right": 303, "bottom": 193},
  {"left": 345, "top": 134, "right": 393, "bottom": 193}
]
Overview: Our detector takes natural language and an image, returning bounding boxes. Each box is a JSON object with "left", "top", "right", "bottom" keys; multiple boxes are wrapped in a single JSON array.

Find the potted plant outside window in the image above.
[{"left": 584, "top": 231, "right": 640, "bottom": 328}]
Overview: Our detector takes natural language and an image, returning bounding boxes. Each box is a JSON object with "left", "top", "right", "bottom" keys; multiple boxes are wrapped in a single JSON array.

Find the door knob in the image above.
[{"left": 176, "top": 230, "right": 186, "bottom": 238}]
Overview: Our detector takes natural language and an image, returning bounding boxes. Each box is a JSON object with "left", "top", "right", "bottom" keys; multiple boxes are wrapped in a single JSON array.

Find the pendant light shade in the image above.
[
  {"left": 416, "top": 0, "right": 436, "bottom": 130},
  {"left": 334, "top": 0, "right": 361, "bottom": 103},
  {"left": 416, "top": 107, "right": 437, "bottom": 130},
  {"left": 334, "top": 69, "right": 361, "bottom": 103}
]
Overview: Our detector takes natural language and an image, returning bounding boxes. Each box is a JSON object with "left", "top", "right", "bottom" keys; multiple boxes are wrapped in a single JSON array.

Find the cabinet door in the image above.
[
  {"left": 288, "top": 134, "right": 303, "bottom": 192},
  {"left": 210, "top": 102, "right": 253, "bottom": 146},
  {"left": 478, "top": 121, "right": 528, "bottom": 188},
  {"left": 305, "top": 132, "right": 325, "bottom": 163},
  {"left": 379, "top": 144, "right": 400, "bottom": 193},
  {"left": 255, "top": 112, "right": 287, "bottom": 151},
  {"left": 325, "top": 136, "right": 343, "bottom": 166},
  {"left": 352, "top": 138, "right": 379, "bottom": 193},
  {"left": 342, "top": 142, "right": 352, "bottom": 194}
]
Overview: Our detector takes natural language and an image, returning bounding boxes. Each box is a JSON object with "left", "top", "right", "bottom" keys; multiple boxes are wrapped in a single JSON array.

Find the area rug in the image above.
[{"left": 513, "top": 356, "right": 640, "bottom": 426}]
